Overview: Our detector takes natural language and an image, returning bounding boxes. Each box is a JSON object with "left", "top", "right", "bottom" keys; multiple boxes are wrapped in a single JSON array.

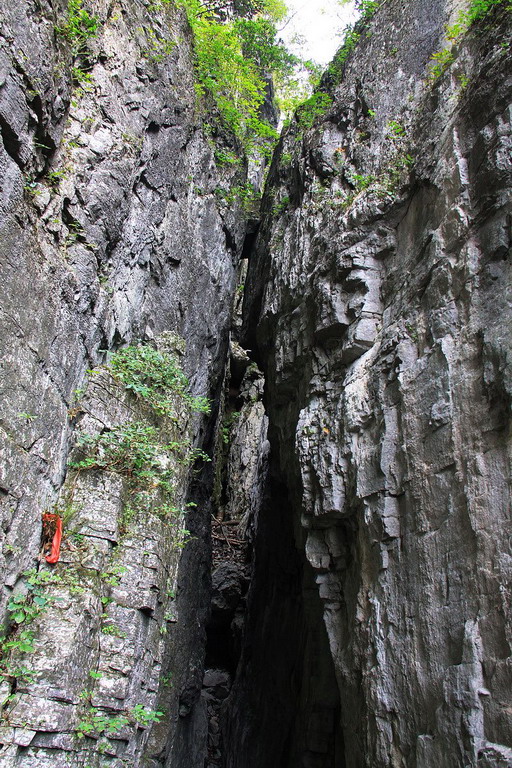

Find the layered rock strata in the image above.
[{"left": 238, "top": 1, "right": 512, "bottom": 766}]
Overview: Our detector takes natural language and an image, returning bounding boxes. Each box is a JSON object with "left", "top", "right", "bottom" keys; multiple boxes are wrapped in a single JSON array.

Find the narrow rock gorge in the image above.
[{"left": 0, "top": 0, "right": 511, "bottom": 767}]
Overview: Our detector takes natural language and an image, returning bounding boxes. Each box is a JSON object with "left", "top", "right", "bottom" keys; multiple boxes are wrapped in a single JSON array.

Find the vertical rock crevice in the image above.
[{"left": 220, "top": 463, "right": 345, "bottom": 768}]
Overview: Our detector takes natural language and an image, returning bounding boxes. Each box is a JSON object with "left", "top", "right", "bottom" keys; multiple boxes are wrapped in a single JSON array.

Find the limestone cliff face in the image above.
[
  {"left": 238, "top": 1, "right": 512, "bottom": 766},
  {"left": 0, "top": 1, "right": 245, "bottom": 765},
  {"left": 1, "top": 0, "right": 512, "bottom": 767}
]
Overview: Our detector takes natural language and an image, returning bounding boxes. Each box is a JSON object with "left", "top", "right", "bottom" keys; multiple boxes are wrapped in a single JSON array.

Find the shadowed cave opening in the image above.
[
  {"left": 202, "top": 470, "right": 346, "bottom": 768},
  {"left": 185, "top": 209, "right": 348, "bottom": 766}
]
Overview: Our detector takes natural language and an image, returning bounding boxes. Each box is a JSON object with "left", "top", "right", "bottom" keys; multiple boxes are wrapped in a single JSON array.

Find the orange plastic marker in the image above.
[{"left": 42, "top": 513, "right": 62, "bottom": 564}]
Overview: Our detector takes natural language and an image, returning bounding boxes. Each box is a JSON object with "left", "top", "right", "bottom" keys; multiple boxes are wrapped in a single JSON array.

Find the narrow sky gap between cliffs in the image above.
[{"left": 281, "top": 0, "right": 357, "bottom": 65}]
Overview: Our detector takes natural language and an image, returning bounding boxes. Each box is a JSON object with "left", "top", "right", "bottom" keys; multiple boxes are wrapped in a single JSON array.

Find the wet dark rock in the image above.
[
  {"left": 203, "top": 669, "right": 231, "bottom": 700},
  {"left": 211, "top": 563, "right": 244, "bottom": 622}
]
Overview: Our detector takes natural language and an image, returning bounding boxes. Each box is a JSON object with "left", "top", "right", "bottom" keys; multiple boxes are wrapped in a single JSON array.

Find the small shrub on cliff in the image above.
[
  {"left": 356, "top": 0, "right": 380, "bottom": 21},
  {"left": 56, "top": 0, "right": 100, "bottom": 84},
  {"left": 68, "top": 422, "right": 209, "bottom": 512},
  {"left": 108, "top": 344, "right": 210, "bottom": 416},
  {"left": 296, "top": 92, "right": 333, "bottom": 129},
  {"left": 76, "top": 704, "right": 163, "bottom": 739},
  {"left": 429, "top": 0, "right": 511, "bottom": 83},
  {"left": 76, "top": 708, "right": 130, "bottom": 738},
  {"left": 221, "top": 410, "right": 241, "bottom": 444},
  {"left": 70, "top": 423, "right": 177, "bottom": 488},
  {"left": 131, "top": 704, "right": 165, "bottom": 727},
  {"left": 459, "top": 0, "right": 512, "bottom": 27},
  {"left": 323, "top": 0, "right": 382, "bottom": 86},
  {"left": 215, "top": 181, "right": 260, "bottom": 212},
  {"left": 58, "top": 0, "right": 99, "bottom": 54},
  {"left": 427, "top": 48, "right": 455, "bottom": 81},
  {"left": 325, "top": 28, "right": 361, "bottom": 83},
  {"left": 0, "top": 570, "right": 61, "bottom": 686},
  {"left": 69, "top": 342, "right": 210, "bottom": 522}
]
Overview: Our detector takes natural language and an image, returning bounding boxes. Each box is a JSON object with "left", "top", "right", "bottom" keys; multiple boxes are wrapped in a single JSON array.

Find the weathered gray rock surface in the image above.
[
  {"left": 236, "top": 1, "right": 512, "bottom": 766},
  {"left": 1, "top": 0, "right": 511, "bottom": 766},
  {"left": 0, "top": 0, "right": 245, "bottom": 764}
]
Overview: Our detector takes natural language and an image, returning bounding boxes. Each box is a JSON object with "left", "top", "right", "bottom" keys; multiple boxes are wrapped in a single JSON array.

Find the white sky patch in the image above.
[{"left": 280, "top": 0, "right": 358, "bottom": 67}]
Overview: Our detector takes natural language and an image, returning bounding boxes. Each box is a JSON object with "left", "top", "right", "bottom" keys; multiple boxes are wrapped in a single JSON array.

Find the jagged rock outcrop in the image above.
[
  {"left": 0, "top": 1, "right": 246, "bottom": 764},
  {"left": 236, "top": 1, "right": 512, "bottom": 766}
]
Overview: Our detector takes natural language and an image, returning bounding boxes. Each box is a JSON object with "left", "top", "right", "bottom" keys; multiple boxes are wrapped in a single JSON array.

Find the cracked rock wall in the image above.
[
  {"left": 0, "top": 0, "right": 245, "bottom": 764},
  {"left": 241, "top": 1, "right": 512, "bottom": 766}
]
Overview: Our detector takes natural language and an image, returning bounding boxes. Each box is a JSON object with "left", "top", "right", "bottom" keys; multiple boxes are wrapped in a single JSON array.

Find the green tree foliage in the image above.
[
  {"left": 234, "top": 0, "right": 287, "bottom": 20},
  {"left": 274, "top": 59, "right": 322, "bottom": 122},
  {"left": 235, "top": 17, "right": 295, "bottom": 72},
  {"left": 176, "top": 0, "right": 294, "bottom": 152}
]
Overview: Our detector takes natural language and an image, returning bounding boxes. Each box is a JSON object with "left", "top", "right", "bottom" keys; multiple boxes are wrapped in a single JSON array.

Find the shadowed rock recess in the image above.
[{"left": 0, "top": 0, "right": 511, "bottom": 767}]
